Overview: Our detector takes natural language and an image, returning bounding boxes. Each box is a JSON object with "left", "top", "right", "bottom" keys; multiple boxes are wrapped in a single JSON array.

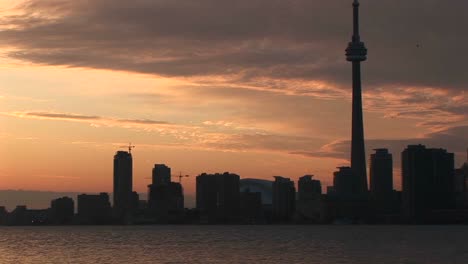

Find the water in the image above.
[{"left": 0, "top": 226, "right": 467, "bottom": 264}]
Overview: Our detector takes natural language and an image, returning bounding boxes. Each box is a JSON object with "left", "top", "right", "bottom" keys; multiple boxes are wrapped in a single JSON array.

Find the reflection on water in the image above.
[{"left": 0, "top": 226, "right": 467, "bottom": 264}]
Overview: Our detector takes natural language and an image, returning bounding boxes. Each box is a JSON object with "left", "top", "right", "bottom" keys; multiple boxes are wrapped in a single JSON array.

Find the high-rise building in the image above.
[
  {"left": 370, "top": 149, "right": 393, "bottom": 196},
  {"left": 196, "top": 172, "right": 240, "bottom": 223},
  {"left": 402, "top": 145, "right": 455, "bottom": 222},
  {"left": 148, "top": 182, "right": 184, "bottom": 221},
  {"left": 298, "top": 175, "right": 322, "bottom": 201},
  {"left": 297, "top": 175, "right": 324, "bottom": 223},
  {"left": 50, "top": 197, "right": 74, "bottom": 224},
  {"left": 346, "top": 0, "right": 368, "bottom": 194},
  {"left": 148, "top": 164, "right": 184, "bottom": 222},
  {"left": 332, "top": 167, "right": 356, "bottom": 196},
  {"left": 77, "top": 193, "right": 112, "bottom": 224},
  {"left": 113, "top": 151, "right": 133, "bottom": 215},
  {"left": 272, "top": 176, "right": 295, "bottom": 222},
  {"left": 152, "top": 164, "right": 171, "bottom": 186},
  {"left": 196, "top": 173, "right": 218, "bottom": 220}
]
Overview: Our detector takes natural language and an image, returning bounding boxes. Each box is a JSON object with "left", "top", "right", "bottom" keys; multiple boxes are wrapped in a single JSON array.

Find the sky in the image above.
[{"left": 0, "top": 0, "right": 467, "bottom": 205}]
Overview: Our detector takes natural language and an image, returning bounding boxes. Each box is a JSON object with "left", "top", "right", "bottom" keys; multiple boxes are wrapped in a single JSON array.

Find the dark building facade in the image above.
[
  {"left": 0, "top": 206, "right": 7, "bottom": 225},
  {"left": 272, "top": 176, "right": 295, "bottom": 222},
  {"left": 7, "top": 206, "right": 50, "bottom": 225},
  {"left": 50, "top": 197, "right": 74, "bottom": 225},
  {"left": 240, "top": 190, "right": 263, "bottom": 224},
  {"left": 454, "top": 151, "right": 468, "bottom": 208},
  {"left": 113, "top": 151, "right": 133, "bottom": 218},
  {"left": 332, "top": 167, "right": 356, "bottom": 197},
  {"left": 152, "top": 164, "right": 171, "bottom": 187},
  {"left": 298, "top": 175, "right": 322, "bottom": 201},
  {"left": 297, "top": 175, "right": 324, "bottom": 223},
  {"left": 147, "top": 164, "right": 184, "bottom": 222},
  {"left": 402, "top": 145, "right": 455, "bottom": 223},
  {"left": 196, "top": 172, "right": 240, "bottom": 223},
  {"left": 148, "top": 182, "right": 184, "bottom": 222},
  {"left": 77, "top": 193, "right": 112, "bottom": 224},
  {"left": 369, "top": 149, "right": 394, "bottom": 212}
]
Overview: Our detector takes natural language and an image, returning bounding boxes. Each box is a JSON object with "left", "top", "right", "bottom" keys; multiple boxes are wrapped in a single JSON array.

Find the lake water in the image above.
[{"left": 0, "top": 226, "right": 467, "bottom": 264}]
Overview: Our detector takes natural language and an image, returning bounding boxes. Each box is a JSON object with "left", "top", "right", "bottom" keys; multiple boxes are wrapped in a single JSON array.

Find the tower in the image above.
[{"left": 346, "top": 0, "right": 368, "bottom": 194}]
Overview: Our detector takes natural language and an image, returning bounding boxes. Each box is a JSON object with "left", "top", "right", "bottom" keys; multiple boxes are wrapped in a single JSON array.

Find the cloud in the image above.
[
  {"left": 0, "top": 0, "right": 466, "bottom": 134},
  {"left": 296, "top": 125, "right": 468, "bottom": 167},
  {"left": 1, "top": 110, "right": 173, "bottom": 128},
  {"left": 0, "top": 0, "right": 467, "bottom": 90},
  {"left": 24, "top": 112, "right": 101, "bottom": 120},
  {"left": 117, "top": 119, "right": 170, "bottom": 125}
]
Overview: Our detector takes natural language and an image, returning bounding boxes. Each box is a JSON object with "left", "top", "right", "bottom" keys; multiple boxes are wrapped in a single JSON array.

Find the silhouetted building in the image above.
[
  {"left": 50, "top": 197, "right": 74, "bottom": 225},
  {"left": 7, "top": 205, "right": 27, "bottom": 225},
  {"left": 147, "top": 164, "right": 184, "bottom": 223},
  {"left": 327, "top": 166, "right": 371, "bottom": 223},
  {"left": 0, "top": 206, "right": 7, "bottom": 225},
  {"left": 346, "top": 0, "right": 368, "bottom": 194},
  {"left": 402, "top": 145, "right": 455, "bottom": 223},
  {"left": 454, "top": 150, "right": 468, "bottom": 208},
  {"left": 196, "top": 172, "right": 240, "bottom": 223},
  {"left": 240, "top": 178, "right": 273, "bottom": 205},
  {"left": 298, "top": 175, "right": 322, "bottom": 201},
  {"left": 152, "top": 164, "right": 171, "bottom": 186},
  {"left": 7, "top": 206, "right": 50, "bottom": 225},
  {"left": 240, "top": 190, "right": 263, "bottom": 224},
  {"left": 370, "top": 149, "right": 394, "bottom": 212},
  {"left": 296, "top": 175, "right": 324, "bottom": 223},
  {"left": 113, "top": 151, "right": 133, "bottom": 218},
  {"left": 148, "top": 182, "right": 184, "bottom": 223},
  {"left": 196, "top": 173, "right": 217, "bottom": 222},
  {"left": 272, "top": 176, "right": 295, "bottom": 222},
  {"left": 332, "top": 167, "right": 356, "bottom": 197},
  {"left": 77, "top": 193, "right": 112, "bottom": 225}
]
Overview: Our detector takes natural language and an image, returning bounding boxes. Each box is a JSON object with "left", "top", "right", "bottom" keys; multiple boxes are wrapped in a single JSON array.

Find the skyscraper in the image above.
[
  {"left": 332, "top": 167, "right": 355, "bottom": 196},
  {"left": 369, "top": 149, "right": 394, "bottom": 212},
  {"left": 346, "top": 0, "right": 368, "bottom": 194},
  {"left": 148, "top": 164, "right": 184, "bottom": 222},
  {"left": 298, "top": 175, "right": 322, "bottom": 201},
  {"left": 113, "top": 151, "right": 133, "bottom": 215},
  {"left": 402, "top": 145, "right": 455, "bottom": 223},
  {"left": 196, "top": 172, "right": 240, "bottom": 223},
  {"left": 272, "top": 176, "right": 296, "bottom": 222},
  {"left": 152, "top": 164, "right": 171, "bottom": 186},
  {"left": 369, "top": 149, "right": 393, "bottom": 196}
]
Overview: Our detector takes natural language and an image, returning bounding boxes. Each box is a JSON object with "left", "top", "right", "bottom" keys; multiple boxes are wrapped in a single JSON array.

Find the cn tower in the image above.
[{"left": 345, "top": 0, "right": 368, "bottom": 194}]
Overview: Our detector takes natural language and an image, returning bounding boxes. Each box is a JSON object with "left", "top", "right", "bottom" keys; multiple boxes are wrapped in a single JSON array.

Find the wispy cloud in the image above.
[{"left": 2, "top": 111, "right": 172, "bottom": 127}]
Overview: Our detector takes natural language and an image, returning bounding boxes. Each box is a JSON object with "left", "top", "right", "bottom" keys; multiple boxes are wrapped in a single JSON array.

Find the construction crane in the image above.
[
  {"left": 120, "top": 143, "right": 135, "bottom": 154},
  {"left": 173, "top": 172, "right": 189, "bottom": 183}
]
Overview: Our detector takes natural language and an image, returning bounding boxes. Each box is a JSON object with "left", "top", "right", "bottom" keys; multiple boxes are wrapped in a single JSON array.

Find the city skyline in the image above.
[
  {"left": 0, "top": 0, "right": 467, "bottom": 199},
  {"left": 2, "top": 142, "right": 466, "bottom": 225}
]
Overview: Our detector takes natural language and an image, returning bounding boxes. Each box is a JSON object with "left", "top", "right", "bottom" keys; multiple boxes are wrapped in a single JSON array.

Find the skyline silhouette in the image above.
[
  {"left": 1, "top": 142, "right": 467, "bottom": 225},
  {"left": 0, "top": 1, "right": 467, "bottom": 211}
]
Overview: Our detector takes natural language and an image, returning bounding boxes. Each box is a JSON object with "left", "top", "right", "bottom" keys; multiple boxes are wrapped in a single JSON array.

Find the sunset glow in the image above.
[{"left": 0, "top": 0, "right": 467, "bottom": 207}]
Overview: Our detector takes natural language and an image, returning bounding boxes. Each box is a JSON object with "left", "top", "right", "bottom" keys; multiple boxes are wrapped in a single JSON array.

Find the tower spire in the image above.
[
  {"left": 346, "top": 0, "right": 368, "bottom": 194},
  {"left": 353, "top": 0, "right": 360, "bottom": 42}
]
